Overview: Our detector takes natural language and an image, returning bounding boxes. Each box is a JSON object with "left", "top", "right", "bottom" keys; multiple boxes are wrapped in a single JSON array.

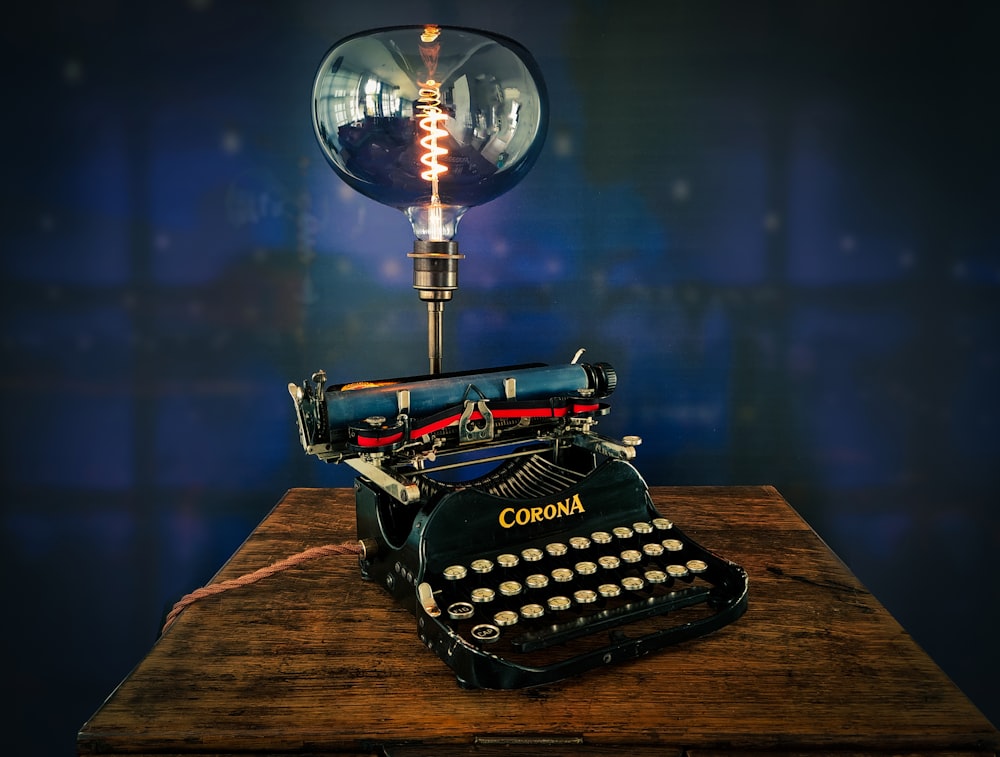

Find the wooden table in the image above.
[{"left": 78, "top": 486, "right": 1000, "bottom": 756}]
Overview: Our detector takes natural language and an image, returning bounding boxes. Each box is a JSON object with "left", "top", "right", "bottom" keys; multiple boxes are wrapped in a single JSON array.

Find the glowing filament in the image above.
[
  {"left": 416, "top": 26, "right": 447, "bottom": 239},
  {"left": 416, "top": 79, "right": 449, "bottom": 199}
]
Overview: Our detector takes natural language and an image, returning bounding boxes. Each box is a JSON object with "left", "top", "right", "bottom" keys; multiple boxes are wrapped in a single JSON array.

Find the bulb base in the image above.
[
  {"left": 408, "top": 240, "right": 465, "bottom": 302},
  {"left": 408, "top": 240, "right": 465, "bottom": 375}
]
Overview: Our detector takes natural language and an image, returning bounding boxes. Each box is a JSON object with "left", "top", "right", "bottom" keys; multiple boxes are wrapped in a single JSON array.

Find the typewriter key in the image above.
[
  {"left": 598, "top": 555, "right": 621, "bottom": 571},
  {"left": 662, "top": 538, "right": 684, "bottom": 552},
  {"left": 525, "top": 573, "right": 550, "bottom": 589},
  {"left": 612, "top": 526, "right": 634, "bottom": 541},
  {"left": 471, "top": 624, "right": 501, "bottom": 643},
  {"left": 575, "top": 560, "right": 598, "bottom": 576},
  {"left": 686, "top": 559, "right": 709, "bottom": 574},
  {"left": 591, "top": 530, "right": 612, "bottom": 545},
  {"left": 598, "top": 582, "right": 622, "bottom": 598},
  {"left": 470, "top": 587, "right": 496, "bottom": 603},
  {"left": 470, "top": 558, "right": 494, "bottom": 575},
  {"left": 521, "top": 547, "right": 544, "bottom": 562},
  {"left": 520, "top": 603, "right": 545, "bottom": 619},
  {"left": 447, "top": 601, "right": 475, "bottom": 620},
  {"left": 643, "top": 542, "right": 665, "bottom": 558},
  {"left": 644, "top": 569, "right": 668, "bottom": 584},
  {"left": 652, "top": 517, "right": 673, "bottom": 531},
  {"left": 633, "top": 521, "right": 653, "bottom": 535},
  {"left": 573, "top": 589, "right": 598, "bottom": 605},
  {"left": 666, "top": 564, "right": 690, "bottom": 578},
  {"left": 547, "top": 595, "right": 572, "bottom": 612},
  {"left": 545, "top": 542, "right": 568, "bottom": 557},
  {"left": 551, "top": 567, "right": 574, "bottom": 583},
  {"left": 496, "top": 553, "right": 519, "bottom": 569},
  {"left": 494, "top": 609, "right": 519, "bottom": 627},
  {"left": 569, "top": 536, "right": 591, "bottom": 551},
  {"left": 443, "top": 565, "right": 468, "bottom": 581},
  {"left": 499, "top": 580, "right": 523, "bottom": 597},
  {"left": 621, "top": 549, "right": 643, "bottom": 564},
  {"left": 621, "top": 576, "right": 645, "bottom": 592}
]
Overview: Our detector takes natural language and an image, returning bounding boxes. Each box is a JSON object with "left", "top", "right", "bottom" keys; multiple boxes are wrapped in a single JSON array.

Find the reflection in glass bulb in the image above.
[{"left": 311, "top": 25, "right": 548, "bottom": 242}]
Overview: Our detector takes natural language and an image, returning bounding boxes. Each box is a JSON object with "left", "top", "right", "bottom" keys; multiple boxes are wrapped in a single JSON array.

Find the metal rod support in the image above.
[{"left": 428, "top": 301, "right": 444, "bottom": 375}]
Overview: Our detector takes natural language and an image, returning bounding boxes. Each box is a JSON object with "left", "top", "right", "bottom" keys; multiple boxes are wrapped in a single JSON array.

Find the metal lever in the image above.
[
  {"left": 417, "top": 582, "right": 441, "bottom": 617},
  {"left": 459, "top": 384, "right": 494, "bottom": 444}
]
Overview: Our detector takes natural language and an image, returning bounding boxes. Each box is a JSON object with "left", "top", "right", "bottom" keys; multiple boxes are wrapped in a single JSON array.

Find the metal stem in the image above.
[{"left": 428, "top": 301, "right": 444, "bottom": 375}]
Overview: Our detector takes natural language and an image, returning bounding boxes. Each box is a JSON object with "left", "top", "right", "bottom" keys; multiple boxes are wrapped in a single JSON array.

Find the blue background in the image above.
[{"left": 3, "top": 1, "right": 998, "bottom": 753}]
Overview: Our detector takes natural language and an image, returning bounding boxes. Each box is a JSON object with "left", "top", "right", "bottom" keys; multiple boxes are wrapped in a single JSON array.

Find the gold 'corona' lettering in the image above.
[{"left": 499, "top": 494, "right": 585, "bottom": 529}]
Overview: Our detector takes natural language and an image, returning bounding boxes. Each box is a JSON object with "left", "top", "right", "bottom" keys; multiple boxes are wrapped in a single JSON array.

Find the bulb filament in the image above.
[
  {"left": 416, "top": 80, "right": 449, "bottom": 201},
  {"left": 416, "top": 25, "right": 447, "bottom": 239}
]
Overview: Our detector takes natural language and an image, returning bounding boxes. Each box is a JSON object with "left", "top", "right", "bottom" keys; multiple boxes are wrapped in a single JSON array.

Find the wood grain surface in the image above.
[{"left": 78, "top": 486, "right": 1000, "bottom": 756}]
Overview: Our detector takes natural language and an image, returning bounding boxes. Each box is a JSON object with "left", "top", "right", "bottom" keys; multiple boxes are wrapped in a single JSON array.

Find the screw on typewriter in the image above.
[{"left": 290, "top": 25, "right": 748, "bottom": 689}]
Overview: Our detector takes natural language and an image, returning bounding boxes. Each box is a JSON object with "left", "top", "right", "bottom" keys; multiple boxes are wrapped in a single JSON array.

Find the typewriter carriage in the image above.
[{"left": 288, "top": 358, "right": 629, "bottom": 505}]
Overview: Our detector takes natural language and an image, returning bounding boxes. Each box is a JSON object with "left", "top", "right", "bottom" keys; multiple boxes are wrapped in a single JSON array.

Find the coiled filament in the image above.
[{"left": 417, "top": 80, "right": 449, "bottom": 196}]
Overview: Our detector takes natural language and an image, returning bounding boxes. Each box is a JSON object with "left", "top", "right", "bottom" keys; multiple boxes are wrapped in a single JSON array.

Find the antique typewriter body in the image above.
[{"left": 289, "top": 356, "right": 749, "bottom": 689}]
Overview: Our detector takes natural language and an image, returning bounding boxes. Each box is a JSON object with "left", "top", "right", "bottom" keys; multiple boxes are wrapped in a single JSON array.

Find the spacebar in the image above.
[{"left": 511, "top": 586, "right": 712, "bottom": 653}]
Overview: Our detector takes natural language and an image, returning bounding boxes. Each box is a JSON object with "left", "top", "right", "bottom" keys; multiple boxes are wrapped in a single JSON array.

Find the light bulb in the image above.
[
  {"left": 312, "top": 24, "right": 548, "bottom": 241},
  {"left": 312, "top": 25, "right": 548, "bottom": 373}
]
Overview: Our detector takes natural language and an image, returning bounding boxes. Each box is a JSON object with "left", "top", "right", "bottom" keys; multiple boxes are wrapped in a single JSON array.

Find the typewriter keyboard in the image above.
[{"left": 422, "top": 517, "right": 731, "bottom": 663}]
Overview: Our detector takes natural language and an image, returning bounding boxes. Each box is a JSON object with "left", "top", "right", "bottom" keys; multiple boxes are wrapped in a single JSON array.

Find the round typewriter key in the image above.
[
  {"left": 621, "top": 549, "right": 643, "bottom": 564},
  {"left": 575, "top": 560, "right": 598, "bottom": 576},
  {"left": 493, "top": 609, "right": 519, "bottom": 627},
  {"left": 470, "top": 558, "right": 494, "bottom": 574},
  {"left": 547, "top": 595, "right": 572, "bottom": 612},
  {"left": 666, "top": 564, "right": 690, "bottom": 578},
  {"left": 521, "top": 547, "right": 544, "bottom": 562},
  {"left": 598, "top": 582, "right": 622, "bottom": 598},
  {"left": 569, "top": 536, "right": 591, "bottom": 551},
  {"left": 471, "top": 624, "right": 501, "bottom": 643},
  {"left": 652, "top": 517, "right": 673, "bottom": 531},
  {"left": 643, "top": 542, "right": 664, "bottom": 558},
  {"left": 574, "top": 589, "right": 598, "bottom": 605},
  {"left": 525, "top": 573, "right": 550, "bottom": 589},
  {"left": 520, "top": 603, "right": 545, "bottom": 619},
  {"left": 621, "top": 576, "right": 645, "bottom": 592},
  {"left": 598, "top": 555, "right": 621, "bottom": 570},
  {"left": 496, "top": 553, "right": 519, "bottom": 569},
  {"left": 633, "top": 521, "right": 653, "bottom": 535},
  {"left": 644, "top": 569, "right": 668, "bottom": 584},
  {"left": 470, "top": 587, "right": 496, "bottom": 603},
  {"left": 551, "top": 567, "right": 574, "bottom": 583},
  {"left": 686, "top": 559, "right": 709, "bottom": 574},
  {"left": 499, "top": 580, "right": 523, "bottom": 597},
  {"left": 662, "top": 538, "right": 684, "bottom": 552},
  {"left": 447, "top": 601, "right": 475, "bottom": 620},
  {"left": 525, "top": 573, "right": 549, "bottom": 589},
  {"left": 545, "top": 542, "right": 568, "bottom": 557},
  {"left": 443, "top": 564, "right": 468, "bottom": 581},
  {"left": 591, "top": 530, "right": 612, "bottom": 545},
  {"left": 612, "top": 526, "right": 634, "bottom": 541}
]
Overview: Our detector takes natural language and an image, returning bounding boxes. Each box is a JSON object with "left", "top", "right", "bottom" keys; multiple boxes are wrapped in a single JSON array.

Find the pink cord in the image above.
[{"left": 161, "top": 541, "right": 364, "bottom": 634}]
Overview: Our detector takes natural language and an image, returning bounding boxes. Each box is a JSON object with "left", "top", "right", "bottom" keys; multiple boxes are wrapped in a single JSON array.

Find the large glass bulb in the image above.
[{"left": 312, "top": 25, "right": 548, "bottom": 242}]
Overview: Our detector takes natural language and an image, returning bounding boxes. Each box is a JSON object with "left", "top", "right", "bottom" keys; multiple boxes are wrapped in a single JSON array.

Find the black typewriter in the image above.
[{"left": 288, "top": 355, "right": 748, "bottom": 689}]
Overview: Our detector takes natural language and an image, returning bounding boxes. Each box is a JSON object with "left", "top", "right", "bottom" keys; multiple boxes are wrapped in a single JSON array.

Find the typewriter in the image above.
[{"left": 288, "top": 354, "right": 748, "bottom": 689}]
